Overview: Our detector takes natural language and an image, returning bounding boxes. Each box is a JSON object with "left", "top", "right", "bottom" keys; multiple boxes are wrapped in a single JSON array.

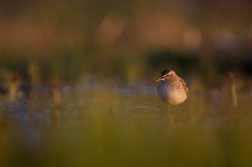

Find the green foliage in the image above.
[
  {"left": 0, "top": 1, "right": 251, "bottom": 166},
  {"left": 0, "top": 82, "right": 252, "bottom": 167}
]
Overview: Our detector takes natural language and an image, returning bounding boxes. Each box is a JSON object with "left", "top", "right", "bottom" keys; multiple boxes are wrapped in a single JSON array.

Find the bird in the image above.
[{"left": 153, "top": 69, "right": 188, "bottom": 111}]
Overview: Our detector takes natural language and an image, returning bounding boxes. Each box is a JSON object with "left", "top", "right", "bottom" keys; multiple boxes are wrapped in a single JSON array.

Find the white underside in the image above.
[{"left": 157, "top": 81, "right": 187, "bottom": 105}]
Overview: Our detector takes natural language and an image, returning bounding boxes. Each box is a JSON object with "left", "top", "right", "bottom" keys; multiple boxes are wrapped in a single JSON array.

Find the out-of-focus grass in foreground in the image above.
[
  {"left": 0, "top": 77, "right": 252, "bottom": 167},
  {"left": 0, "top": 0, "right": 252, "bottom": 166}
]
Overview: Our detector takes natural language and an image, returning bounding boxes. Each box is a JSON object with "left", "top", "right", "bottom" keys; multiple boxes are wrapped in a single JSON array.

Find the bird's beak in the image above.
[{"left": 153, "top": 77, "right": 164, "bottom": 83}]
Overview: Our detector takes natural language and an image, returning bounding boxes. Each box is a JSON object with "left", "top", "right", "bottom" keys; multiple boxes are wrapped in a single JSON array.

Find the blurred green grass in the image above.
[
  {"left": 0, "top": 74, "right": 251, "bottom": 167},
  {"left": 0, "top": 0, "right": 252, "bottom": 166},
  {"left": 0, "top": 86, "right": 252, "bottom": 167}
]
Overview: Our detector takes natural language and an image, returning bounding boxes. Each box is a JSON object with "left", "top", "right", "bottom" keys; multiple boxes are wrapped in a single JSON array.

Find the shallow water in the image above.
[{"left": 0, "top": 79, "right": 252, "bottom": 167}]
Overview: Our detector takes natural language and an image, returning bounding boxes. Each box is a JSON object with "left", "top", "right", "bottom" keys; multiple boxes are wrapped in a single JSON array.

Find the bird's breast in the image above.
[{"left": 157, "top": 81, "right": 187, "bottom": 105}]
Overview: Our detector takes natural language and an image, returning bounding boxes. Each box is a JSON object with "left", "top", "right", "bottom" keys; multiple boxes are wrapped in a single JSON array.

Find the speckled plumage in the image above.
[{"left": 154, "top": 69, "right": 188, "bottom": 105}]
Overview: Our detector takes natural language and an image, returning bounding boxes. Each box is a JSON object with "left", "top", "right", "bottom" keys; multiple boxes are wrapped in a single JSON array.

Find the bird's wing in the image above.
[{"left": 179, "top": 78, "right": 188, "bottom": 95}]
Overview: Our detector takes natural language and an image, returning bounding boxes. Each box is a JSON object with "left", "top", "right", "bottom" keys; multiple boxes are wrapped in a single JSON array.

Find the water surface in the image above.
[{"left": 0, "top": 79, "right": 252, "bottom": 167}]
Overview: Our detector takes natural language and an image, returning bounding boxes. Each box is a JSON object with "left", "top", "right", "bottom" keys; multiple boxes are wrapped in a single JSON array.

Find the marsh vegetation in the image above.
[{"left": 0, "top": 0, "right": 252, "bottom": 166}]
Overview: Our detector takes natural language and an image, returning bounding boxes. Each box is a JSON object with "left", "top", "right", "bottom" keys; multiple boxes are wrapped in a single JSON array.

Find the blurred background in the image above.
[
  {"left": 0, "top": 0, "right": 252, "bottom": 167},
  {"left": 0, "top": 0, "right": 251, "bottom": 91}
]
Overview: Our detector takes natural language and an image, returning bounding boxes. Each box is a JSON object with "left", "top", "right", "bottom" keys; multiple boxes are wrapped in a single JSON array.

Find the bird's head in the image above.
[{"left": 153, "top": 69, "right": 176, "bottom": 83}]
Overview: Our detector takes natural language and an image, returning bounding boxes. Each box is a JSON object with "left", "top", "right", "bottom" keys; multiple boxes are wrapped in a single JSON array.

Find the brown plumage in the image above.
[{"left": 153, "top": 69, "right": 188, "bottom": 105}]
